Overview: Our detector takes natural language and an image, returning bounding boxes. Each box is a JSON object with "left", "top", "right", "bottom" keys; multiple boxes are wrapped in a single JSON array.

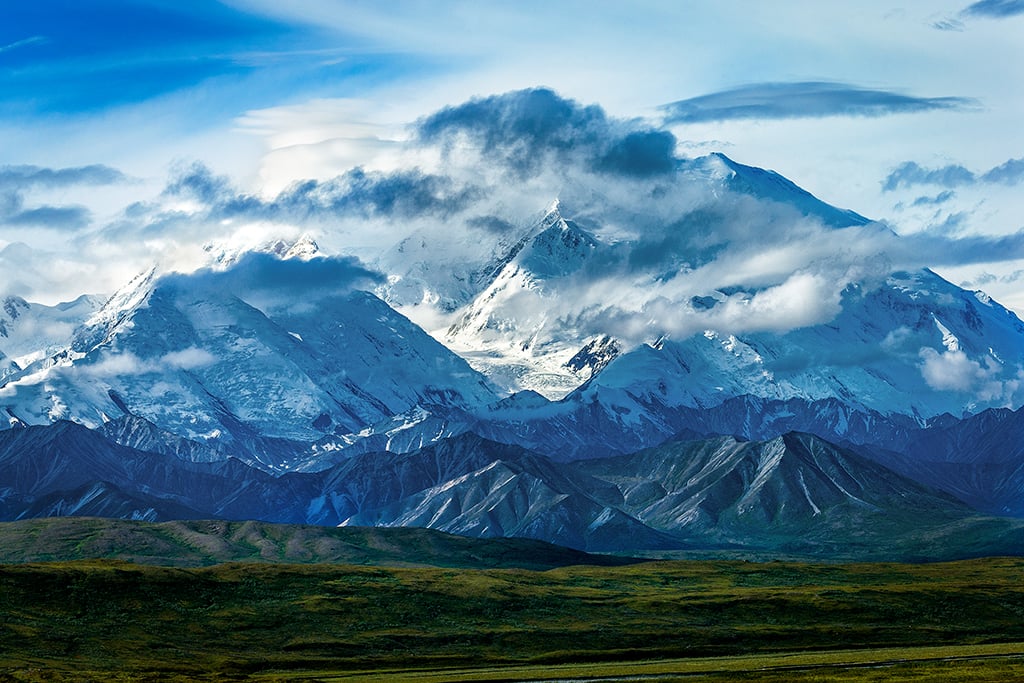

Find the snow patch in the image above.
[
  {"left": 797, "top": 469, "right": 821, "bottom": 516},
  {"left": 933, "top": 316, "right": 960, "bottom": 352}
]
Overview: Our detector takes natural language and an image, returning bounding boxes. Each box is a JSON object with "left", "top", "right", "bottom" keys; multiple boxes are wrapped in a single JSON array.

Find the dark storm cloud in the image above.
[
  {"left": 882, "top": 162, "right": 976, "bottom": 191},
  {"left": 294, "top": 168, "right": 482, "bottom": 218},
  {"left": 164, "top": 162, "right": 232, "bottom": 205},
  {"left": 164, "top": 250, "right": 384, "bottom": 301},
  {"left": 593, "top": 131, "right": 677, "bottom": 177},
  {"left": 904, "top": 228, "right": 1024, "bottom": 265},
  {"left": 962, "top": 0, "right": 1024, "bottom": 18},
  {"left": 882, "top": 158, "right": 1024, "bottom": 191},
  {"left": 661, "top": 82, "right": 977, "bottom": 123},
  {"left": 416, "top": 87, "right": 678, "bottom": 179}
]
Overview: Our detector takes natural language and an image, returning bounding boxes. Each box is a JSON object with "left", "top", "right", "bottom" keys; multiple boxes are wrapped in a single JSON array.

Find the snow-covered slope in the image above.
[
  {"left": 375, "top": 210, "right": 539, "bottom": 315},
  {"left": 396, "top": 153, "right": 895, "bottom": 401},
  {"left": 0, "top": 294, "right": 103, "bottom": 379},
  {"left": 0, "top": 252, "right": 498, "bottom": 470},
  {"left": 6, "top": 149, "right": 1024, "bottom": 490},
  {"left": 443, "top": 203, "right": 613, "bottom": 397},
  {"left": 579, "top": 269, "right": 1024, "bottom": 419},
  {"left": 697, "top": 152, "right": 870, "bottom": 228}
]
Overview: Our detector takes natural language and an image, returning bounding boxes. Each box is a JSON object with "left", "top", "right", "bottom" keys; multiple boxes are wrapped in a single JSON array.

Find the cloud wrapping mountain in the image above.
[
  {"left": 418, "top": 87, "right": 677, "bottom": 179},
  {"left": 3, "top": 88, "right": 1024, "bottom": 350}
]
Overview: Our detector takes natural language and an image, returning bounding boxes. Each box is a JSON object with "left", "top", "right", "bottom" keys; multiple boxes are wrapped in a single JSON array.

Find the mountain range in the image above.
[{"left": 2, "top": 148, "right": 1024, "bottom": 559}]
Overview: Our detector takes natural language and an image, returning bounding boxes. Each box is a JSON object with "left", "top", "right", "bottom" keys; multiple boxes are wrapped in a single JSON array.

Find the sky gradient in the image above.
[{"left": 1, "top": 0, "right": 1022, "bottom": 311}]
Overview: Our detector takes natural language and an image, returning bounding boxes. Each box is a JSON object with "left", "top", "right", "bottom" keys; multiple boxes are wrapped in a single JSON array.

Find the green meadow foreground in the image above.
[{"left": 3, "top": 555, "right": 1024, "bottom": 681}]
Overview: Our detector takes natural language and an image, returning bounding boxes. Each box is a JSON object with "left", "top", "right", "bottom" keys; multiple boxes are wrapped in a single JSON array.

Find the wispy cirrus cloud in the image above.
[
  {"left": 0, "top": 1, "right": 356, "bottom": 116},
  {"left": 882, "top": 157, "right": 1024, "bottom": 191},
  {"left": 0, "top": 36, "right": 46, "bottom": 54},
  {"left": 933, "top": 0, "right": 1024, "bottom": 30},
  {"left": 962, "top": 0, "right": 1024, "bottom": 18},
  {"left": 661, "top": 82, "right": 977, "bottom": 124}
]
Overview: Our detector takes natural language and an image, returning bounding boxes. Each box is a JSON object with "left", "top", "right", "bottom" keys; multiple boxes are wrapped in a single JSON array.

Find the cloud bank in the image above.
[
  {"left": 5, "top": 88, "right": 1024, "bottom": 352},
  {"left": 419, "top": 88, "right": 678, "bottom": 179},
  {"left": 661, "top": 82, "right": 977, "bottom": 123},
  {"left": 883, "top": 158, "right": 1024, "bottom": 191},
  {"left": 0, "top": 164, "right": 127, "bottom": 230}
]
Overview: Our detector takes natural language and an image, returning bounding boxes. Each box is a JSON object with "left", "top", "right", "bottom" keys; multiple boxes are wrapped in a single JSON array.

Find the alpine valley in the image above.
[{"left": 3, "top": 89, "right": 1024, "bottom": 560}]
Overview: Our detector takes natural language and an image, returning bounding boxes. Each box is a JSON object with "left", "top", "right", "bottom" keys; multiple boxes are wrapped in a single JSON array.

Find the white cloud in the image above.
[
  {"left": 919, "top": 347, "right": 1021, "bottom": 403},
  {"left": 79, "top": 352, "right": 152, "bottom": 378},
  {"left": 161, "top": 347, "right": 218, "bottom": 370}
]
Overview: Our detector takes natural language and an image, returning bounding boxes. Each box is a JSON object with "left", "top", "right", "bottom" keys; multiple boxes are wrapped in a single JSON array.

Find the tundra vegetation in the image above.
[{"left": 1, "top": 525, "right": 1023, "bottom": 682}]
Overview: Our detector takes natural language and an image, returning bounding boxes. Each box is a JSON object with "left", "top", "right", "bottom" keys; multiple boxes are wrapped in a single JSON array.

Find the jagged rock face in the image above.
[
  {"left": 0, "top": 421, "right": 320, "bottom": 524},
  {"left": 325, "top": 432, "right": 673, "bottom": 552},
  {"left": 575, "top": 433, "right": 965, "bottom": 543}
]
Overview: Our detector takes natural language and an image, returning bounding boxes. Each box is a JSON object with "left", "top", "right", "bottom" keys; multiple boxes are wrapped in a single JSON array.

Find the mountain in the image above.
[
  {"left": 855, "top": 405, "right": 1024, "bottom": 516},
  {"left": 602, "top": 268, "right": 1024, "bottom": 418},
  {"left": 368, "top": 155, "right": 1024, "bottom": 457},
  {"left": 5, "top": 141, "right": 1024, "bottom": 557},
  {"left": 3, "top": 420, "right": 1019, "bottom": 560},
  {"left": 702, "top": 152, "right": 871, "bottom": 228},
  {"left": 443, "top": 203, "right": 609, "bottom": 397},
  {"left": 0, "top": 250, "right": 498, "bottom": 470},
  {"left": 0, "top": 517, "right": 636, "bottom": 569},
  {"left": 0, "top": 294, "right": 103, "bottom": 384},
  {"left": 432, "top": 266, "right": 1024, "bottom": 462},
  {"left": 327, "top": 432, "right": 678, "bottom": 552},
  {"left": 574, "top": 432, "right": 979, "bottom": 556},
  {"left": 0, "top": 421, "right": 316, "bottom": 522}
]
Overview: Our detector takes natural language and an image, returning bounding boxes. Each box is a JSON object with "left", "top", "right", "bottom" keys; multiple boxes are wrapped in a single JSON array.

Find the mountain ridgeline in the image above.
[{"left": 3, "top": 152, "right": 1024, "bottom": 559}]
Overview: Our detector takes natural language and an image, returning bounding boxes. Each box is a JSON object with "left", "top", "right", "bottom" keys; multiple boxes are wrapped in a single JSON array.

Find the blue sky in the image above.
[{"left": 1, "top": 0, "right": 1023, "bottom": 310}]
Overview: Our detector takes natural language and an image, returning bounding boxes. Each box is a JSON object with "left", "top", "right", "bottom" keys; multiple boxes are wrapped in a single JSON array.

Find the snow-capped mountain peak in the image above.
[
  {"left": 0, "top": 293, "right": 105, "bottom": 376},
  {"left": 696, "top": 152, "right": 871, "bottom": 228},
  {"left": 0, "top": 249, "right": 498, "bottom": 470},
  {"left": 203, "top": 233, "right": 322, "bottom": 269},
  {"left": 441, "top": 203, "right": 607, "bottom": 398}
]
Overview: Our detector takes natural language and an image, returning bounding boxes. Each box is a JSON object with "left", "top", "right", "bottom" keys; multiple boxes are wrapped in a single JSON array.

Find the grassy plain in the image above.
[{"left": 2, "top": 557, "right": 1024, "bottom": 681}]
